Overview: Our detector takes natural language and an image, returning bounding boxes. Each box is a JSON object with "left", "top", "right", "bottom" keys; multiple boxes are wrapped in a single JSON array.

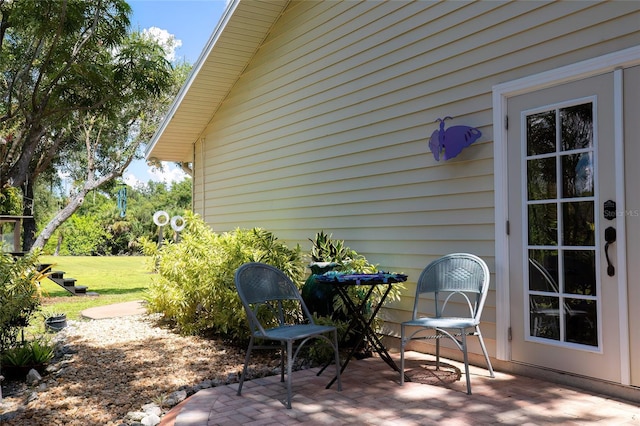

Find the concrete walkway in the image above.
[{"left": 80, "top": 300, "right": 147, "bottom": 319}]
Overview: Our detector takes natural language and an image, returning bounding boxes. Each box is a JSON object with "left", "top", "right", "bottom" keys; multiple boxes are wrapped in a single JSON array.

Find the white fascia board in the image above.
[{"left": 144, "top": 0, "right": 241, "bottom": 160}]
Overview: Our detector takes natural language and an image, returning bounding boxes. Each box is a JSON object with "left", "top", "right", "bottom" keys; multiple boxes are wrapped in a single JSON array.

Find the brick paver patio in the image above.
[{"left": 160, "top": 351, "right": 640, "bottom": 425}]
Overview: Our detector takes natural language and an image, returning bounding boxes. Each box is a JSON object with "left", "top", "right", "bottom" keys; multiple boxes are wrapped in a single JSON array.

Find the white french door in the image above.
[{"left": 507, "top": 73, "right": 622, "bottom": 382}]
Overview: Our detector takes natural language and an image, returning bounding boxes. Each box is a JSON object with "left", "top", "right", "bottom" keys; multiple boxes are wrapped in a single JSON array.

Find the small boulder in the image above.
[
  {"left": 141, "top": 403, "right": 162, "bottom": 417},
  {"left": 165, "top": 390, "right": 187, "bottom": 407},
  {"left": 125, "top": 411, "right": 146, "bottom": 422},
  {"left": 141, "top": 413, "right": 160, "bottom": 426},
  {"left": 26, "top": 369, "right": 42, "bottom": 385}
]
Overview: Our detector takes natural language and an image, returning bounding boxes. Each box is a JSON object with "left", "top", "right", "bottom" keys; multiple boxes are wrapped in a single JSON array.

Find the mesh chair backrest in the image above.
[
  {"left": 235, "top": 262, "right": 300, "bottom": 305},
  {"left": 235, "top": 262, "right": 312, "bottom": 336},
  {"left": 414, "top": 253, "right": 490, "bottom": 321}
]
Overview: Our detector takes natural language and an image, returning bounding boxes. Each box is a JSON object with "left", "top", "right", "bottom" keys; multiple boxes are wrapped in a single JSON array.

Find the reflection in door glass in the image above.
[
  {"left": 562, "top": 153, "right": 594, "bottom": 197},
  {"left": 530, "top": 295, "right": 560, "bottom": 340},
  {"left": 525, "top": 101, "right": 598, "bottom": 348},
  {"left": 565, "top": 299, "right": 597, "bottom": 346},
  {"left": 563, "top": 250, "right": 596, "bottom": 295},
  {"left": 527, "top": 111, "right": 556, "bottom": 155},
  {"left": 528, "top": 204, "right": 557, "bottom": 245},
  {"left": 562, "top": 202, "right": 595, "bottom": 246},
  {"left": 528, "top": 157, "right": 557, "bottom": 200},
  {"left": 561, "top": 104, "right": 593, "bottom": 151},
  {"left": 528, "top": 250, "right": 558, "bottom": 292}
]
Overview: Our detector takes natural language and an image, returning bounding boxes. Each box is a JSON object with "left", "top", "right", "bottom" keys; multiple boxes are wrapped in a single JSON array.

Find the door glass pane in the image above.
[
  {"left": 524, "top": 100, "right": 598, "bottom": 349},
  {"left": 561, "top": 104, "right": 593, "bottom": 151},
  {"left": 527, "top": 111, "right": 556, "bottom": 155},
  {"left": 528, "top": 157, "right": 557, "bottom": 200},
  {"left": 530, "top": 295, "right": 560, "bottom": 340},
  {"left": 562, "top": 202, "right": 595, "bottom": 246},
  {"left": 562, "top": 153, "right": 594, "bottom": 197},
  {"left": 565, "top": 298, "right": 597, "bottom": 346},
  {"left": 528, "top": 204, "right": 557, "bottom": 245},
  {"left": 563, "top": 250, "right": 596, "bottom": 295},
  {"left": 528, "top": 250, "right": 558, "bottom": 292}
]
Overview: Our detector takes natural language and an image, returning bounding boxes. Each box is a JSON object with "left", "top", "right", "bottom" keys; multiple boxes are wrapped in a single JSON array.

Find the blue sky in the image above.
[{"left": 123, "top": 0, "right": 227, "bottom": 187}]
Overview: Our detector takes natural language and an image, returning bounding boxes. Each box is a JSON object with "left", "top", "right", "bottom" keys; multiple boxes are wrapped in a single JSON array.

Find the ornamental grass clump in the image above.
[
  {"left": 143, "top": 212, "right": 305, "bottom": 339},
  {"left": 1, "top": 338, "right": 54, "bottom": 367}
]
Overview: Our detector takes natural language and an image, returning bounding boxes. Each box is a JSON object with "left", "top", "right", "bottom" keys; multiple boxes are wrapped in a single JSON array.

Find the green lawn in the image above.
[{"left": 37, "top": 256, "right": 155, "bottom": 320}]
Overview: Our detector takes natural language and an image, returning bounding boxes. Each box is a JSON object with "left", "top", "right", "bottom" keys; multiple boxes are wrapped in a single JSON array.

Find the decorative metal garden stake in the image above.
[
  {"left": 153, "top": 210, "right": 170, "bottom": 248},
  {"left": 170, "top": 215, "right": 185, "bottom": 242}
]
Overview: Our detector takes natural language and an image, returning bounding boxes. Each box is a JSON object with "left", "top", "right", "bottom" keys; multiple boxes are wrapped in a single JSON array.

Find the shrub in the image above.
[
  {"left": 304, "top": 231, "right": 404, "bottom": 363},
  {"left": 0, "top": 250, "right": 45, "bottom": 352},
  {"left": 58, "top": 214, "right": 111, "bottom": 255},
  {"left": 1, "top": 338, "right": 54, "bottom": 367},
  {"left": 144, "top": 212, "right": 304, "bottom": 339}
]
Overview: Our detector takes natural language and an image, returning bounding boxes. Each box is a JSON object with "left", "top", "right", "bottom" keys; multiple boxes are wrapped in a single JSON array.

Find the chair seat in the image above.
[
  {"left": 259, "top": 324, "right": 337, "bottom": 341},
  {"left": 403, "top": 317, "right": 478, "bottom": 329}
]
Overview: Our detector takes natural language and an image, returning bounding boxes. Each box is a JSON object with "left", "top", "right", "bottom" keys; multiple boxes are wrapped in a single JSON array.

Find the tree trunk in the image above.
[
  {"left": 31, "top": 168, "right": 124, "bottom": 251},
  {"left": 31, "top": 192, "right": 86, "bottom": 251},
  {"left": 54, "top": 233, "right": 63, "bottom": 256},
  {"left": 21, "top": 180, "right": 36, "bottom": 251}
]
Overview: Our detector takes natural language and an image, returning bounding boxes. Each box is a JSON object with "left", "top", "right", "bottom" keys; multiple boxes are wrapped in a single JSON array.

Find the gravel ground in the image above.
[{"left": 0, "top": 314, "right": 280, "bottom": 425}]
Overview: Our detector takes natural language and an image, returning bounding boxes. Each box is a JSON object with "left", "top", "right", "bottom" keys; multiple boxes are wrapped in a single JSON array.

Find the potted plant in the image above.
[
  {"left": 43, "top": 311, "right": 67, "bottom": 332},
  {"left": 1, "top": 338, "right": 54, "bottom": 379}
]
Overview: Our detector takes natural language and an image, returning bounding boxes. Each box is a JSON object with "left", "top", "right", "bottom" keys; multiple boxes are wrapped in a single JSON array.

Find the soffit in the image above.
[{"left": 145, "top": 0, "right": 288, "bottom": 162}]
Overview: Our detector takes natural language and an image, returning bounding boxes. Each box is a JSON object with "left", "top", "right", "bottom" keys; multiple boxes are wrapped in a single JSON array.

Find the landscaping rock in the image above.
[
  {"left": 25, "top": 369, "right": 41, "bottom": 385},
  {"left": 141, "top": 403, "right": 162, "bottom": 417},
  {"left": 165, "top": 389, "right": 187, "bottom": 407},
  {"left": 0, "top": 314, "right": 281, "bottom": 425},
  {"left": 141, "top": 413, "right": 160, "bottom": 426}
]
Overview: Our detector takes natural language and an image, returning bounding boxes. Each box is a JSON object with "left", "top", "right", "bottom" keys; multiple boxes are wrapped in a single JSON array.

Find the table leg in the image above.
[{"left": 324, "top": 283, "right": 409, "bottom": 388}]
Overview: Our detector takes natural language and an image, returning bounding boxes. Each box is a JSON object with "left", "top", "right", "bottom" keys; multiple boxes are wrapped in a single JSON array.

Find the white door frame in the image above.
[{"left": 492, "top": 45, "right": 640, "bottom": 384}]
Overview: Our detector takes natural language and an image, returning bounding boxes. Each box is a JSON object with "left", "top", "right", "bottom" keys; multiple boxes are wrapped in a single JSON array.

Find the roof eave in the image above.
[{"left": 145, "top": 0, "right": 288, "bottom": 162}]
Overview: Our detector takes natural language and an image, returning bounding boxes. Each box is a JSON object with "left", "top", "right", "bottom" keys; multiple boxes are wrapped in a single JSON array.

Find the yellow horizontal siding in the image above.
[{"left": 197, "top": 0, "right": 640, "bottom": 357}]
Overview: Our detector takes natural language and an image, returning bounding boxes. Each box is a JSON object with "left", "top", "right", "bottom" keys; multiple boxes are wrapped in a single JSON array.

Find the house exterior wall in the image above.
[{"left": 192, "top": 0, "right": 640, "bottom": 359}]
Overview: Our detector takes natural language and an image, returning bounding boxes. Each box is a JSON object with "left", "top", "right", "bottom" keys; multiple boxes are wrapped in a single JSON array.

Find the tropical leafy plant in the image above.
[
  {"left": 304, "top": 231, "right": 404, "bottom": 362},
  {"left": 29, "top": 339, "right": 55, "bottom": 364},
  {"left": 308, "top": 231, "right": 402, "bottom": 318},
  {"left": 0, "top": 250, "right": 46, "bottom": 352},
  {"left": 1, "top": 338, "right": 54, "bottom": 367},
  {"left": 309, "top": 230, "right": 376, "bottom": 273},
  {"left": 143, "top": 211, "right": 305, "bottom": 339}
]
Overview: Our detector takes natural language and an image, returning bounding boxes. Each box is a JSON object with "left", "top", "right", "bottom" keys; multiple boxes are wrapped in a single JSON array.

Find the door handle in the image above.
[{"left": 604, "top": 226, "right": 616, "bottom": 277}]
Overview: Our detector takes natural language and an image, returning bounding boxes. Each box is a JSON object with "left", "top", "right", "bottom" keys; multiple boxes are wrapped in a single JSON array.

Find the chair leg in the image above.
[
  {"left": 286, "top": 340, "right": 293, "bottom": 409},
  {"left": 332, "top": 330, "right": 342, "bottom": 391},
  {"left": 400, "top": 325, "right": 405, "bottom": 385},
  {"left": 280, "top": 342, "right": 286, "bottom": 383},
  {"left": 475, "top": 326, "right": 495, "bottom": 378},
  {"left": 238, "top": 336, "right": 254, "bottom": 396},
  {"left": 435, "top": 330, "right": 441, "bottom": 370},
  {"left": 461, "top": 331, "right": 471, "bottom": 395}
]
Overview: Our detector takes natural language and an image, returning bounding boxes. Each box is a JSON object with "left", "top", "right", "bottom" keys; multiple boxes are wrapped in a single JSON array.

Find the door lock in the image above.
[
  {"left": 604, "top": 226, "right": 616, "bottom": 277},
  {"left": 604, "top": 200, "right": 616, "bottom": 220}
]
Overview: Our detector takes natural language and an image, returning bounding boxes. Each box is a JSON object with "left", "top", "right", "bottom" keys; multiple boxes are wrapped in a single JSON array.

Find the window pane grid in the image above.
[{"left": 525, "top": 101, "right": 597, "bottom": 348}]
